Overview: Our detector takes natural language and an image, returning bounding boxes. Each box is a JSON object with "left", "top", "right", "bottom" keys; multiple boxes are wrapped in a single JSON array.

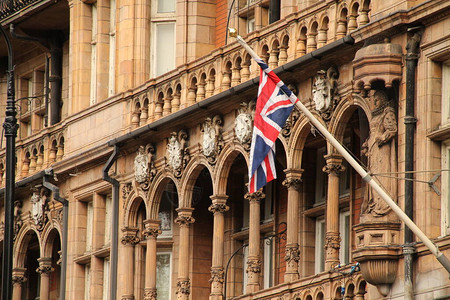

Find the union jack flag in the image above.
[{"left": 248, "top": 59, "right": 299, "bottom": 193}]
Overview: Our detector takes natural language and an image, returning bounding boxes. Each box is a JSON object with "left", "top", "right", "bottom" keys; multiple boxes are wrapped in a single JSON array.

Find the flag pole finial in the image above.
[{"left": 228, "top": 27, "right": 237, "bottom": 38}]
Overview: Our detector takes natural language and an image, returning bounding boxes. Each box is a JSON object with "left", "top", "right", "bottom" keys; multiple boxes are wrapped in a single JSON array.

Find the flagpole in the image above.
[{"left": 231, "top": 30, "right": 450, "bottom": 274}]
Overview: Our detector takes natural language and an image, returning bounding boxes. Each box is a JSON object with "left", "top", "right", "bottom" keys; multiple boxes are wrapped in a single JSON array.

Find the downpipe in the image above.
[
  {"left": 404, "top": 25, "right": 423, "bottom": 300},
  {"left": 102, "top": 145, "right": 120, "bottom": 300}
]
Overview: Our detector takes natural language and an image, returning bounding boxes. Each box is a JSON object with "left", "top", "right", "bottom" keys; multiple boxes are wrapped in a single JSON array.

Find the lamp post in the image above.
[{"left": 1, "top": 22, "right": 16, "bottom": 300}]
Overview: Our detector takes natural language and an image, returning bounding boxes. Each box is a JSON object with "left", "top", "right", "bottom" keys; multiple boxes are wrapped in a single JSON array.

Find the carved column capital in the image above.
[
  {"left": 143, "top": 288, "right": 157, "bottom": 300},
  {"left": 244, "top": 190, "right": 265, "bottom": 204},
  {"left": 175, "top": 208, "right": 195, "bottom": 226},
  {"left": 282, "top": 177, "right": 302, "bottom": 190},
  {"left": 143, "top": 220, "right": 161, "bottom": 239},
  {"left": 209, "top": 267, "right": 225, "bottom": 283},
  {"left": 323, "top": 154, "right": 345, "bottom": 175},
  {"left": 176, "top": 279, "right": 191, "bottom": 295},
  {"left": 121, "top": 227, "right": 141, "bottom": 245},
  {"left": 36, "top": 258, "right": 54, "bottom": 275},
  {"left": 325, "top": 232, "right": 341, "bottom": 250},
  {"left": 246, "top": 257, "right": 262, "bottom": 274},
  {"left": 208, "top": 203, "right": 229, "bottom": 214},
  {"left": 12, "top": 268, "right": 27, "bottom": 286},
  {"left": 284, "top": 245, "right": 300, "bottom": 264}
]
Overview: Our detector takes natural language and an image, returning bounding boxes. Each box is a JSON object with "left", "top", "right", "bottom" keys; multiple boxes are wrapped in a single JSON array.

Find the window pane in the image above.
[
  {"left": 156, "top": 253, "right": 171, "bottom": 300},
  {"left": 158, "top": 0, "right": 175, "bottom": 13},
  {"left": 155, "top": 23, "right": 175, "bottom": 77}
]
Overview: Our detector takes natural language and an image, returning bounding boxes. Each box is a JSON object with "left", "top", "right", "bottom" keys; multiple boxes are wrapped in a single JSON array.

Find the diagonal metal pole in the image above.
[
  {"left": 232, "top": 31, "right": 450, "bottom": 274},
  {"left": 1, "top": 22, "right": 16, "bottom": 300}
]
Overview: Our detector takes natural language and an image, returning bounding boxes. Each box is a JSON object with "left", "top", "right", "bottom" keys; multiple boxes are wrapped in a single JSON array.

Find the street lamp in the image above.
[{"left": 0, "top": 22, "right": 16, "bottom": 300}]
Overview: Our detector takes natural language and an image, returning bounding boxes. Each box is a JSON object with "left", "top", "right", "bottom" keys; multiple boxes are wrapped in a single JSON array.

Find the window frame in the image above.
[
  {"left": 314, "top": 217, "right": 326, "bottom": 273},
  {"left": 156, "top": 251, "right": 173, "bottom": 300},
  {"left": 442, "top": 141, "right": 450, "bottom": 236}
]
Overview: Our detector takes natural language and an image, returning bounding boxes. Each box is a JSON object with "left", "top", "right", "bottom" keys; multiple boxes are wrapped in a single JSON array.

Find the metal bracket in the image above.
[{"left": 428, "top": 173, "right": 441, "bottom": 196}]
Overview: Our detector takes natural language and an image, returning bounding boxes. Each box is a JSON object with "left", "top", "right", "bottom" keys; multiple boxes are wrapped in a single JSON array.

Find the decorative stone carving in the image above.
[
  {"left": 12, "top": 275, "right": 26, "bottom": 286},
  {"left": 13, "top": 199, "right": 23, "bottom": 240},
  {"left": 246, "top": 258, "right": 262, "bottom": 274},
  {"left": 201, "top": 115, "right": 224, "bottom": 165},
  {"left": 312, "top": 67, "right": 339, "bottom": 120},
  {"left": 234, "top": 101, "right": 255, "bottom": 150},
  {"left": 31, "top": 186, "right": 48, "bottom": 231},
  {"left": 322, "top": 163, "right": 345, "bottom": 175},
  {"left": 0, "top": 221, "right": 4, "bottom": 240},
  {"left": 361, "top": 90, "right": 397, "bottom": 217},
  {"left": 282, "top": 177, "right": 302, "bottom": 190},
  {"left": 244, "top": 190, "right": 265, "bottom": 203},
  {"left": 143, "top": 288, "right": 157, "bottom": 300},
  {"left": 281, "top": 106, "right": 300, "bottom": 142},
  {"left": 121, "top": 228, "right": 140, "bottom": 245},
  {"left": 284, "top": 245, "right": 300, "bottom": 264},
  {"left": 209, "top": 267, "right": 225, "bottom": 283},
  {"left": 208, "top": 203, "right": 229, "bottom": 214},
  {"left": 37, "top": 258, "right": 54, "bottom": 275},
  {"left": 175, "top": 215, "right": 195, "bottom": 226},
  {"left": 142, "top": 227, "right": 161, "bottom": 239},
  {"left": 134, "top": 144, "right": 156, "bottom": 190},
  {"left": 122, "top": 182, "right": 133, "bottom": 202},
  {"left": 176, "top": 279, "right": 191, "bottom": 295},
  {"left": 325, "top": 232, "right": 341, "bottom": 250},
  {"left": 165, "top": 130, "right": 190, "bottom": 178}
]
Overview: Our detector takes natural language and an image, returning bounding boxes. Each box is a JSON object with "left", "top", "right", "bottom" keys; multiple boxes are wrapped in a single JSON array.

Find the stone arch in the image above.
[
  {"left": 288, "top": 113, "right": 326, "bottom": 169},
  {"left": 328, "top": 93, "right": 371, "bottom": 147},
  {"left": 13, "top": 226, "right": 41, "bottom": 268},
  {"left": 214, "top": 142, "right": 249, "bottom": 196},
  {"left": 41, "top": 226, "right": 62, "bottom": 258},
  {"left": 345, "top": 282, "right": 356, "bottom": 298},
  {"left": 179, "top": 157, "right": 214, "bottom": 208},
  {"left": 123, "top": 188, "right": 148, "bottom": 227},
  {"left": 148, "top": 172, "right": 180, "bottom": 220}
]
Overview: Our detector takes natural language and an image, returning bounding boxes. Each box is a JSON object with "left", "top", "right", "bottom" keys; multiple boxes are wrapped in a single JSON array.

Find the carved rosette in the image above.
[
  {"left": 208, "top": 203, "right": 229, "bottom": 214},
  {"left": 121, "top": 228, "right": 140, "bottom": 245},
  {"left": 234, "top": 101, "right": 255, "bottom": 151},
  {"left": 284, "top": 245, "right": 300, "bottom": 265},
  {"left": 201, "top": 115, "right": 224, "bottom": 165},
  {"left": 246, "top": 258, "right": 262, "bottom": 274},
  {"left": 244, "top": 190, "right": 265, "bottom": 204},
  {"left": 209, "top": 267, "right": 225, "bottom": 284},
  {"left": 143, "top": 288, "right": 157, "bottom": 300},
  {"left": 134, "top": 144, "right": 156, "bottom": 191},
  {"left": 282, "top": 177, "right": 302, "bottom": 190},
  {"left": 176, "top": 279, "right": 191, "bottom": 295},
  {"left": 165, "top": 130, "right": 190, "bottom": 178}
]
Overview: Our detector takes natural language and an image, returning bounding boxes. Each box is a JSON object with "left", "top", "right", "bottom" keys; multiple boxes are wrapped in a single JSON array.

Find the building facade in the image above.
[{"left": 0, "top": 0, "right": 449, "bottom": 299}]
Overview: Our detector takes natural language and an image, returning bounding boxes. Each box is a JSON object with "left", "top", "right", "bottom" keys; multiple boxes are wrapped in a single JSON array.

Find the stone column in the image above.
[
  {"left": 143, "top": 220, "right": 161, "bottom": 300},
  {"left": 208, "top": 195, "right": 229, "bottom": 300},
  {"left": 323, "top": 154, "right": 345, "bottom": 270},
  {"left": 244, "top": 190, "right": 265, "bottom": 293},
  {"left": 12, "top": 268, "right": 27, "bottom": 300},
  {"left": 175, "top": 208, "right": 195, "bottom": 300},
  {"left": 282, "top": 169, "right": 303, "bottom": 282},
  {"left": 37, "top": 257, "right": 54, "bottom": 300},
  {"left": 120, "top": 227, "right": 140, "bottom": 300}
]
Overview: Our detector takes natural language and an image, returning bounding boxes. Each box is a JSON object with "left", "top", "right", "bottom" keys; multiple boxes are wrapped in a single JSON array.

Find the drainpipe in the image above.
[
  {"left": 42, "top": 168, "right": 68, "bottom": 300},
  {"left": 404, "top": 25, "right": 423, "bottom": 300},
  {"left": 103, "top": 145, "right": 120, "bottom": 300}
]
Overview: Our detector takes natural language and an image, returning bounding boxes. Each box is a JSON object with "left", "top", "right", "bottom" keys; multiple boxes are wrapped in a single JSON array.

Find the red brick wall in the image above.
[{"left": 215, "top": 0, "right": 228, "bottom": 48}]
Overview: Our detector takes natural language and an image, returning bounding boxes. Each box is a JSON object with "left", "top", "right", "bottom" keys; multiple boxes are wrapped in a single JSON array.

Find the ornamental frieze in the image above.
[
  {"left": 234, "top": 101, "right": 255, "bottom": 151},
  {"left": 312, "top": 67, "right": 339, "bottom": 121},
  {"left": 201, "top": 115, "right": 224, "bottom": 165},
  {"left": 134, "top": 144, "right": 156, "bottom": 190},
  {"left": 165, "top": 130, "right": 190, "bottom": 178}
]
